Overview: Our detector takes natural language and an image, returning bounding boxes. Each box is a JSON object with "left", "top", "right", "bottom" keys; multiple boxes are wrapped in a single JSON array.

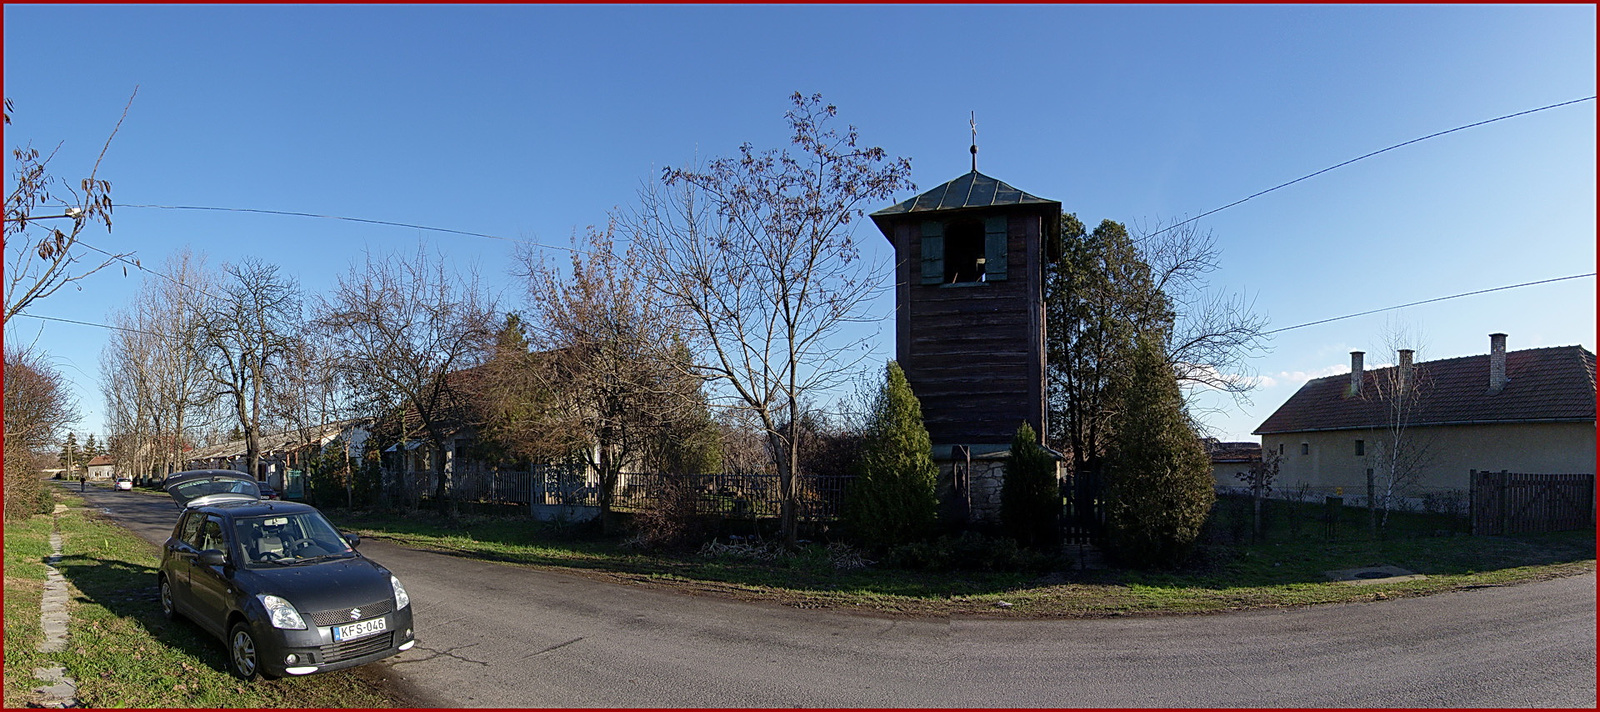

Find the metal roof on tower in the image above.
[
  {"left": 872, "top": 170, "right": 1057, "bottom": 215},
  {"left": 870, "top": 170, "right": 1061, "bottom": 242}
]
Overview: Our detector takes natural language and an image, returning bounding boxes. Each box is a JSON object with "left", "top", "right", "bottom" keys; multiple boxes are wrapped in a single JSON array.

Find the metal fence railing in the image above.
[
  {"left": 610, "top": 472, "right": 851, "bottom": 521},
  {"left": 387, "top": 463, "right": 851, "bottom": 521}
]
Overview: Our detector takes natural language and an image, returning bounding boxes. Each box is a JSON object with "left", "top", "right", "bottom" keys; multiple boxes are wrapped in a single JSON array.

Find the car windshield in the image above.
[{"left": 233, "top": 511, "right": 354, "bottom": 567}]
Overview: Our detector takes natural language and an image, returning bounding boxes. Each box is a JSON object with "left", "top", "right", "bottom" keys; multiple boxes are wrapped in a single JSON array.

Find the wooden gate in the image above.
[
  {"left": 1061, "top": 467, "right": 1105, "bottom": 544},
  {"left": 1470, "top": 470, "right": 1595, "bottom": 536}
]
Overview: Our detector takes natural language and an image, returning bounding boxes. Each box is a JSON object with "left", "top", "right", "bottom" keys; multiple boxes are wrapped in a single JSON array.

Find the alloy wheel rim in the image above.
[
  {"left": 232, "top": 630, "right": 256, "bottom": 676},
  {"left": 159, "top": 582, "right": 172, "bottom": 616}
]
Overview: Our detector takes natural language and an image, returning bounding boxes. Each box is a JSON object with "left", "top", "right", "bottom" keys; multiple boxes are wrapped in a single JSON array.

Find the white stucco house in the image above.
[{"left": 1253, "top": 333, "right": 1595, "bottom": 505}]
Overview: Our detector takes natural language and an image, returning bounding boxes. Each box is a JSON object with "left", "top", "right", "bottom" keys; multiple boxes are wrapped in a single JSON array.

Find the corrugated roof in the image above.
[
  {"left": 1206, "top": 440, "right": 1262, "bottom": 463},
  {"left": 1254, "top": 346, "right": 1596, "bottom": 435},
  {"left": 871, "top": 170, "right": 1058, "bottom": 218}
]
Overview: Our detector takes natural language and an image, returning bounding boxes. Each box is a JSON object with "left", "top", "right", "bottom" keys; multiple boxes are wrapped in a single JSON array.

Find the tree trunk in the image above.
[
  {"left": 1367, "top": 467, "right": 1377, "bottom": 538},
  {"left": 1252, "top": 491, "right": 1263, "bottom": 541},
  {"left": 598, "top": 444, "right": 618, "bottom": 536},
  {"left": 345, "top": 450, "right": 354, "bottom": 509},
  {"left": 781, "top": 400, "right": 799, "bottom": 549},
  {"left": 433, "top": 441, "right": 450, "bottom": 515}
]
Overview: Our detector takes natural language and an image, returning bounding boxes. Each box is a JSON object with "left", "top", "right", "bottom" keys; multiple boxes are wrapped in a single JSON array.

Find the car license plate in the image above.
[{"left": 332, "top": 617, "right": 386, "bottom": 642}]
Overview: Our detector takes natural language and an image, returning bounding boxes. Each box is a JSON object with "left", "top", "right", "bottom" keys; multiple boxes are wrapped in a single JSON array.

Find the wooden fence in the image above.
[{"left": 1470, "top": 470, "right": 1595, "bottom": 536}]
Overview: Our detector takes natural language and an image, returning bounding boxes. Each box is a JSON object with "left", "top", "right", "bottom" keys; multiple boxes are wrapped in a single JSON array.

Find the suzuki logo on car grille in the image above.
[{"left": 349, "top": 608, "right": 361, "bottom": 620}]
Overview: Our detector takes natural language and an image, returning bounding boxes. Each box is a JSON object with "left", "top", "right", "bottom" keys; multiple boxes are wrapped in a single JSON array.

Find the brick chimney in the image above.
[
  {"left": 1489, "top": 332, "right": 1508, "bottom": 394},
  {"left": 1398, "top": 348, "right": 1414, "bottom": 391},
  {"left": 1349, "top": 351, "right": 1364, "bottom": 396}
]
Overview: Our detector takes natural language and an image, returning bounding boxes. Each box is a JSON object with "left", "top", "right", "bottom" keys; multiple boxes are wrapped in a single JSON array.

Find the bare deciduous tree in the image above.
[
  {"left": 316, "top": 244, "right": 495, "bottom": 513},
  {"left": 276, "top": 325, "right": 361, "bottom": 507},
  {"left": 1234, "top": 449, "right": 1282, "bottom": 540},
  {"left": 1137, "top": 218, "right": 1271, "bottom": 403},
  {"left": 1364, "top": 321, "right": 1435, "bottom": 532},
  {"left": 630, "top": 92, "right": 913, "bottom": 547},
  {"left": 4, "top": 92, "right": 136, "bottom": 325},
  {"left": 100, "top": 249, "right": 217, "bottom": 483},
  {"left": 492, "top": 222, "right": 713, "bottom": 531},
  {"left": 196, "top": 257, "right": 302, "bottom": 480}
]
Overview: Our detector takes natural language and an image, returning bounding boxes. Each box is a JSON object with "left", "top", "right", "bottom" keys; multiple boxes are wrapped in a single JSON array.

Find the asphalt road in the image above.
[{"left": 72, "top": 481, "right": 1597, "bottom": 707}]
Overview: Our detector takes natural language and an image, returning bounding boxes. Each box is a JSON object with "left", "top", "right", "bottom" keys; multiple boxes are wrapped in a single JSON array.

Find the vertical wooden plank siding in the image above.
[
  {"left": 1022, "top": 213, "right": 1044, "bottom": 440},
  {"left": 891, "top": 208, "right": 1051, "bottom": 447}
]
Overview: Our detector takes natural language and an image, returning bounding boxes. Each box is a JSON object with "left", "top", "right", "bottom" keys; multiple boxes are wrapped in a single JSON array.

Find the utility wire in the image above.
[
  {"left": 104, "top": 96, "right": 1594, "bottom": 283},
  {"left": 110, "top": 203, "right": 587, "bottom": 256},
  {"left": 1145, "top": 95, "right": 1597, "bottom": 240},
  {"left": 1264, "top": 272, "right": 1595, "bottom": 335},
  {"left": 28, "top": 272, "right": 1593, "bottom": 341},
  {"left": 12, "top": 311, "right": 171, "bottom": 339},
  {"left": 75, "top": 238, "right": 229, "bottom": 303},
  {"left": 81, "top": 95, "right": 1595, "bottom": 340}
]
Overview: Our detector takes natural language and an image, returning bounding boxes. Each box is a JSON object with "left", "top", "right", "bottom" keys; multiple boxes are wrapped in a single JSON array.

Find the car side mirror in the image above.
[
  {"left": 199, "top": 549, "right": 229, "bottom": 566},
  {"left": 343, "top": 532, "right": 361, "bottom": 548}
]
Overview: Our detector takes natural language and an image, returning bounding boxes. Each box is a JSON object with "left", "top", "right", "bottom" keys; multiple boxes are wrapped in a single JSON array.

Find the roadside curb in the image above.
[{"left": 33, "top": 507, "right": 80, "bottom": 708}]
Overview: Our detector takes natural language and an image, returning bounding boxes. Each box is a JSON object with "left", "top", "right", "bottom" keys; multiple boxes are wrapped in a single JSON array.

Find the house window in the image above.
[
  {"left": 1300, "top": 443, "right": 1309, "bottom": 456},
  {"left": 1277, "top": 443, "right": 1283, "bottom": 455},
  {"left": 1355, "top": 439, "right": 1365, "bottom": 456}
]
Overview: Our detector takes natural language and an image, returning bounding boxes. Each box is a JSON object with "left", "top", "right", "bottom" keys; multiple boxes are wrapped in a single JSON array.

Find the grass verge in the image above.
[
  {"left": 3, "top": 490, "right": 405, "bottom": 708},
  {"left": 330, "top": 503, "right": 1594, "bottom": 619},
  {"left": 3, "top": 512, "right": 55, "bottom": 707}
]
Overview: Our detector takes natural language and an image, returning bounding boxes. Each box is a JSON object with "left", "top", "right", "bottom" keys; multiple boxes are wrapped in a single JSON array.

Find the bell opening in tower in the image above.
[{"left": 943, "top": 218, "right": 986, "bottom": 283}]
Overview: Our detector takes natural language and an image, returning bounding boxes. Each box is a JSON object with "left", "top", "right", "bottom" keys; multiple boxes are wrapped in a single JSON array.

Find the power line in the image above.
[
  {"left": 12, "top": 311, "right": 171, "bottom": 339},
  {"left": 1145, "top": 95, "right": 1597, "bottom": 240},
  {"left": 75, "top": 238, "right": 228, "bottom": 303},
  {"left": 29, "top": 271, "right": 1593, "bottom": 342},
  {"left": 111, "top": 203, "right": 587, "bottom": 256},
  {"left": 1264, "top": 272, "right": 1595, "bottom": 335}
]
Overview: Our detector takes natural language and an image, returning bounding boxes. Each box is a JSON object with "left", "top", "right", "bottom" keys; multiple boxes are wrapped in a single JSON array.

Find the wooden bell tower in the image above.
[{"left": 869, "top": 165, "right": 1060, "bottom": 499}]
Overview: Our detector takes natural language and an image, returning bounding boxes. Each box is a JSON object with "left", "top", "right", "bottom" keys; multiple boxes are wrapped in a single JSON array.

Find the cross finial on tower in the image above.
[{"left": 969, "top": 112, "right": 978, "bottom": 172}]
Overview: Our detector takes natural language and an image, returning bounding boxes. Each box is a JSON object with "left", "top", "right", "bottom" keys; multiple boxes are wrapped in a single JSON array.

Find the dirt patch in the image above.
[
  {"left": 1325, "top": 565, "right": 1427, "bottom": 585},
  {"left": 354, "top": 661, "right": 450, "bottom": 708}
]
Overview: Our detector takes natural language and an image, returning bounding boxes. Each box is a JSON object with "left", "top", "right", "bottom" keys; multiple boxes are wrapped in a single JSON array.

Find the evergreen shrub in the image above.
[
  {"left": 841, "top": 361, "right": 939, "bottom": 549},
  {"left": 1103, "top": 334, "right": 1216, "bottom": 568},
  {"left": 1001, "top": 422, "right": 1060, "bottom": 550}
]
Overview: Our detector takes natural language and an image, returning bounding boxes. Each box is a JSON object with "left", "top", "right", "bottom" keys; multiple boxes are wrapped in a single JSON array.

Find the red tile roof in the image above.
[{"left": 1255, "top": 346, "right": 1595, "bottom": 435}]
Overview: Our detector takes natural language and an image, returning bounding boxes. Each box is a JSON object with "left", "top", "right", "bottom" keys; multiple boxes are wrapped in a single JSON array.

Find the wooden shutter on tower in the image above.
[
  {"left": 920, "top": 221, "right": 944, "bottom": 285},
  {"left": 983, "top": 215, "right": 1008, "bottom": 281}
]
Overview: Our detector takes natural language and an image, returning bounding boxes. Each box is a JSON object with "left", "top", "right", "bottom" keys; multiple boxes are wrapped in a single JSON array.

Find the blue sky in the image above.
[{"left": 5, "top": 4, "right": 1594, "bottom": 443}]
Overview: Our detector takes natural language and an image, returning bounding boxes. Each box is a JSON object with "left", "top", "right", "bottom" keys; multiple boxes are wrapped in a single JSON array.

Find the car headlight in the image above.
[
  {"left": 257, "top": 594, "right": 307, "bottom": 630},
  {"left": 391, "top": 576, "right": 410, "bottom": 609}
]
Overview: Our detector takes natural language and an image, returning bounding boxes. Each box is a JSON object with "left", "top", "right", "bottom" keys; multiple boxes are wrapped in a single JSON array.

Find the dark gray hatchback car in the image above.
[{"left": 158, "top": 470, "right": 415, "bottom": 680}]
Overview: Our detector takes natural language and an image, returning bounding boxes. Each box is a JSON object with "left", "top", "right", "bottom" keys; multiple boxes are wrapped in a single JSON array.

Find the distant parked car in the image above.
[
  {"left": 158, "top": 469, "right": 414, "bottom": 680},
  {"left": 114, "top": 476, "right": 134, "bottom": 491},
  {"left": 258, "top": 483, "right": 281, "bottom": 500}
]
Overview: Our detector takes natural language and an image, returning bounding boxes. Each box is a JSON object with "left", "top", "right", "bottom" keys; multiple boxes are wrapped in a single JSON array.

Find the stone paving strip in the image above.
[{"left": 33, "top": 506, "right": 79, "bottom": 708}]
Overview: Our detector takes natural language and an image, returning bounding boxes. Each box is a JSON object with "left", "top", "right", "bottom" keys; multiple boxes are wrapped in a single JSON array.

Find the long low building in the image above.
[{"left": 1253, "top": 333, "right": 1595, "bottom": 504}]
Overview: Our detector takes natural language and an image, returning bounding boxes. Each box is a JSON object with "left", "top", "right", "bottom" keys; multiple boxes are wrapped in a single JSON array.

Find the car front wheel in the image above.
[
  {"left": 228, "top": 622, "right": 271, "bottom": 681},
  {"left": 158, "top": 578, "right": 177, "bottom": 622}
]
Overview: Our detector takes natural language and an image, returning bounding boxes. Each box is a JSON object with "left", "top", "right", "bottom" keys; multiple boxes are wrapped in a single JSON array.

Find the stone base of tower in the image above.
[
  {"left": 932, "top": 444, "right": 1008, "bottom": 527},
  {"left": 932, "top": 443, "right": 1067, "bottom": 528}
]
